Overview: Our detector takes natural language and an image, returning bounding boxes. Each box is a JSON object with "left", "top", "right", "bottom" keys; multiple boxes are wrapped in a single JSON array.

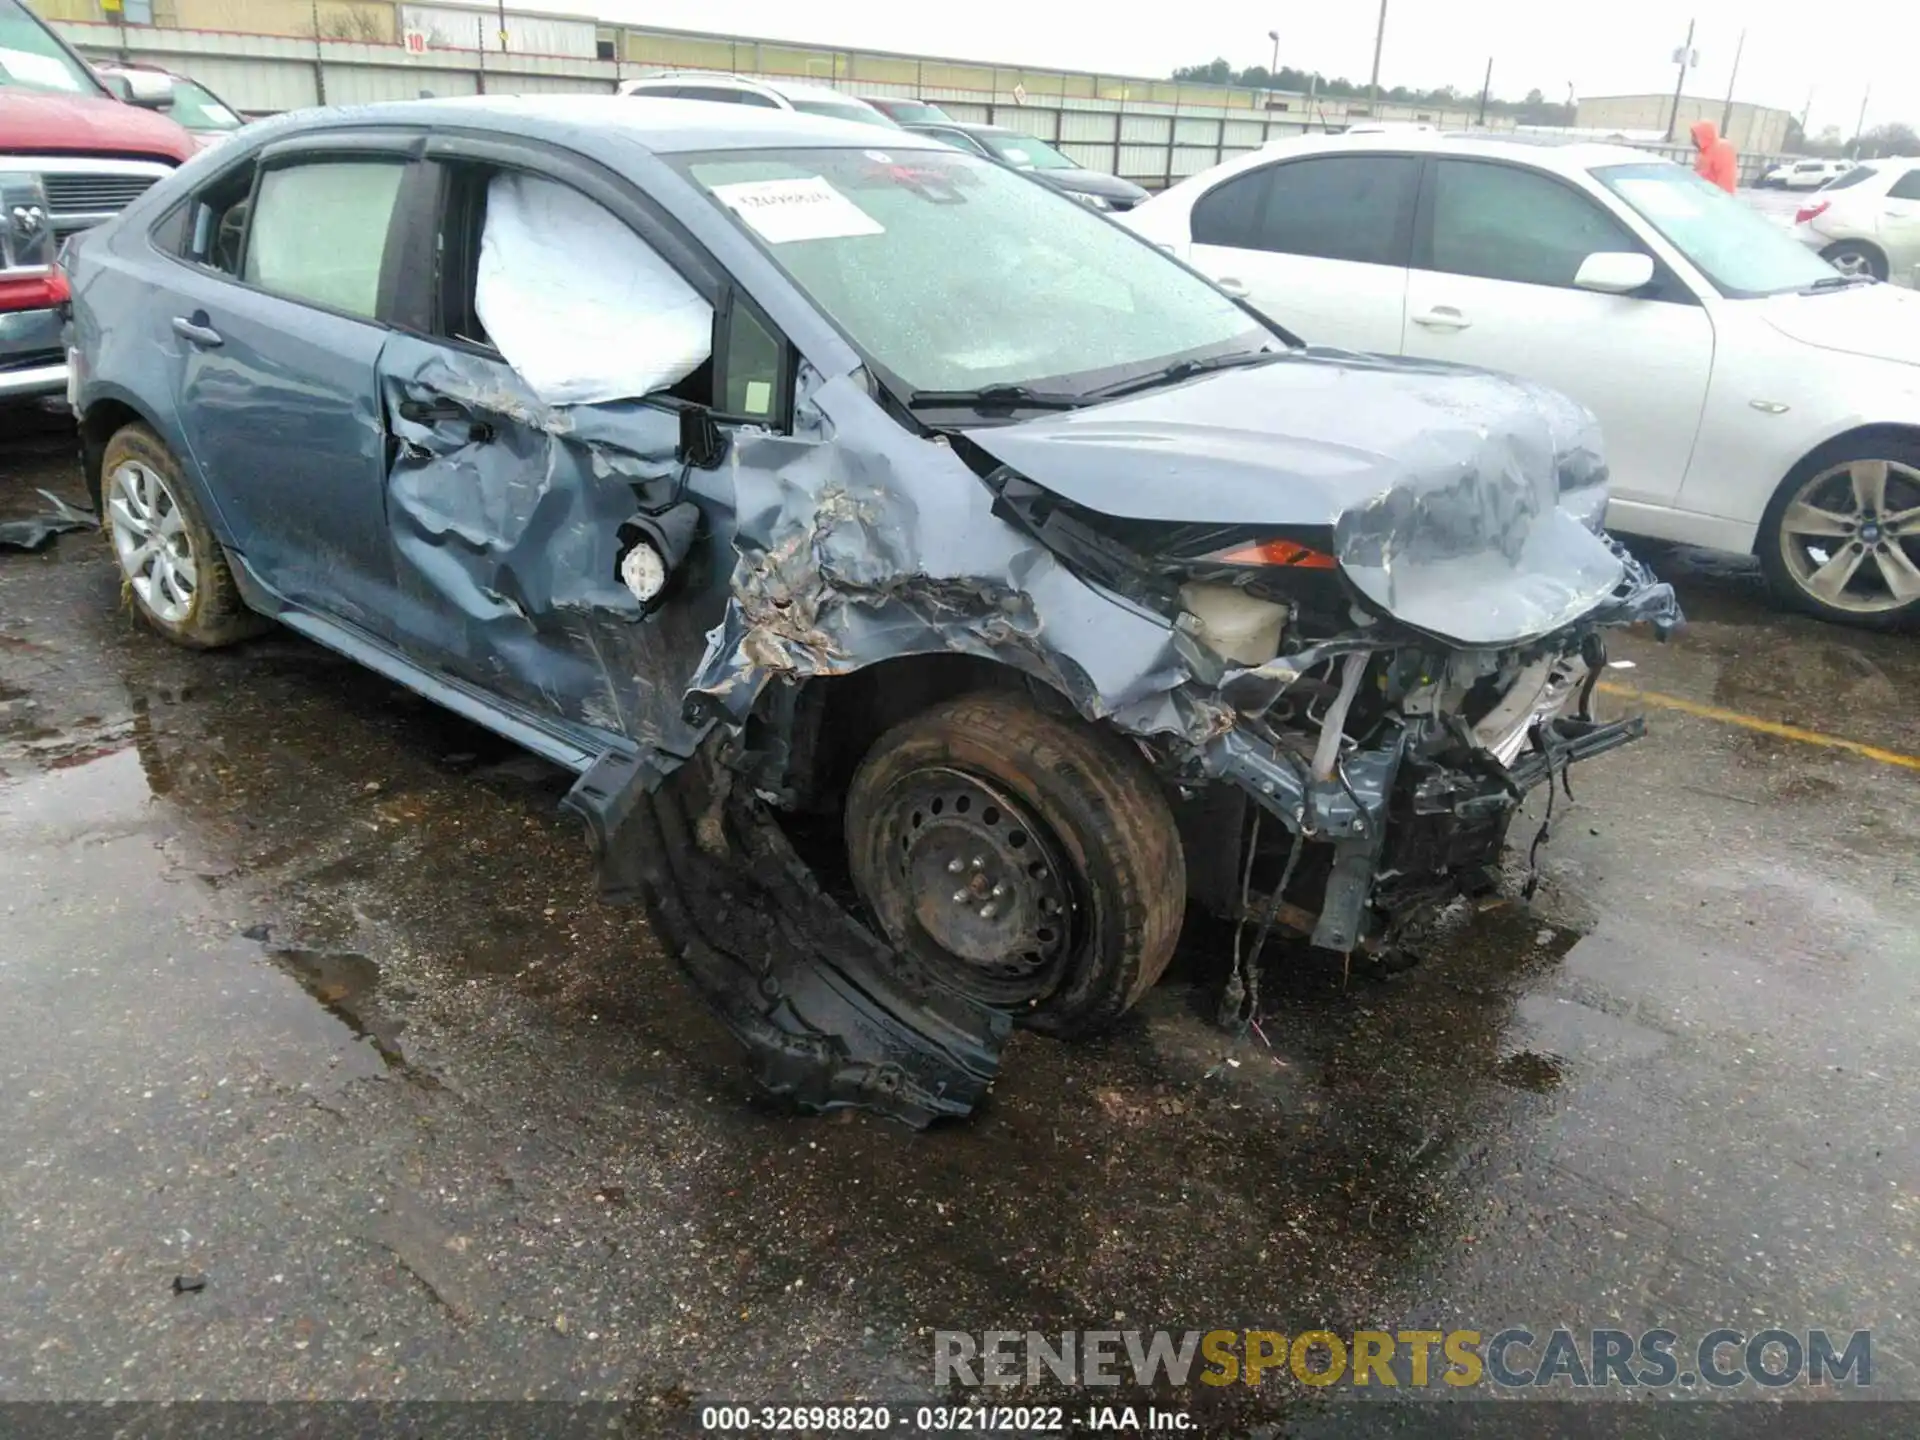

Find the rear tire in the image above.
[
  {"left": 1820, "top": 240, "right": 1889, "bottom": 283},
  {"left": 1758, "top": 435, "right": 1920, "bottom": 629},
  {"left": 100, "top": 424, "right": 264, "bottom": 648},
  {"left": 845, "top": 689, "right": 1185, "bottom": 1038}
]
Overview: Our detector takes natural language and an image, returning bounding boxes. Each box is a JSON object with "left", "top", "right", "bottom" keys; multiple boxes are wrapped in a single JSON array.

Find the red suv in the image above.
[{"left": 1, "top": 0, "right": 194, "bottom": 403}]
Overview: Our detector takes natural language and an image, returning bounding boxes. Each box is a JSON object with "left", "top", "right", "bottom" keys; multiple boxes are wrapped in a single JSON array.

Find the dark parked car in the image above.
[
  {"left": 859, "top": 96, "right": 953, "bottom": 125},
  {"left": 903, "top": 120, "right": 1150, "bottom": 211},
  {"left": 66, "top": 98, "right": 1675, "bottom": 1124}
]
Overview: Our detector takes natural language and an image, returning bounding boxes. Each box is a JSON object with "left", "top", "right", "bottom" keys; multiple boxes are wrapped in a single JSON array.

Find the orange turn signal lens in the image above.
[{"left": 1209, "top": 538, "right": 1338, "bottom": 569}]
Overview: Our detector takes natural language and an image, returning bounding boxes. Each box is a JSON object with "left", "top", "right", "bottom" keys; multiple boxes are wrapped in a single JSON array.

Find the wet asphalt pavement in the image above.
[{"left": 1, "top": 406, "right": 1917, "bottom": 1432}]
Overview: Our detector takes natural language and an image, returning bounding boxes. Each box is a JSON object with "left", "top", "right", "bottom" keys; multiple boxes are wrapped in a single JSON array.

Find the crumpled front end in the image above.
[{"left": 632, "top": 357, "right": 1680, "bottom": 1124}]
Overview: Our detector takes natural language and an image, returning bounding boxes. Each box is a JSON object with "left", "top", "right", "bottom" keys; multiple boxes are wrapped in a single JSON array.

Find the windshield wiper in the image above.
[
  {"left": 1800, "top": 274, "right": 1875, "bottom": 293},
  {"left": 1080, "top": 349, "right": 1283, "bottom": 402},
  {"left": 905, "top": 383, "right": 1082, "bottom": 412}
]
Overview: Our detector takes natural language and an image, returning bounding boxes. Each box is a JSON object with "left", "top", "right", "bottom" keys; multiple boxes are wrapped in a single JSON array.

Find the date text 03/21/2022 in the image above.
[{"left": 697, "top": 1404, "right": 1193, "bottom": 1432}]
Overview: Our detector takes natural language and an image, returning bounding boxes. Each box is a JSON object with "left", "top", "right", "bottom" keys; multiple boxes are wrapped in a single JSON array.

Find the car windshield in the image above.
[
  {"left": 1594, "top": 161, "right": 1839, "bottom": 297},
  {"left": 788, "top": 97, "right": 898, "bottom": 128},
  {"left": 0, "top": 0, "right": 102, "bottom": 95},
  {"left": 978, "top": 132, "right": 1078, "bottom": 171},
  {"left": 165, "top": 76, "right": 242, "bottom": 130},
  {"left": 674, "top": 146, "right": 1271, "bottom": 396}
]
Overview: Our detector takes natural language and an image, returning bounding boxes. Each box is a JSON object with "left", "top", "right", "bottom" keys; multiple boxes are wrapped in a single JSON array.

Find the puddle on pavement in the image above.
[
  {"left": 264, "top": 943, "right": 436, "bottom": 1087},
  {"left": 1493, "top": 1049, "right": 1567, "bottom": 1091}
]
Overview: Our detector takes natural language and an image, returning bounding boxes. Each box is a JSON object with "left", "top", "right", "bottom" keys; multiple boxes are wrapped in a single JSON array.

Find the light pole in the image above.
[
  {"left": 1663, "top": 18, "right": 1695, "bottom": 143},
  {"left": 1267, "top": 28, "right": 1279, "bottom": 112},
  {"left": 1367, "top": 0, "right": 1388, "bottom": 109},
  {"left": 1852, "top": 85, "right": 1871, "bottom": 157},
  {"left": 1720, "top": 28, "right": 1745, "bottom": 138}
]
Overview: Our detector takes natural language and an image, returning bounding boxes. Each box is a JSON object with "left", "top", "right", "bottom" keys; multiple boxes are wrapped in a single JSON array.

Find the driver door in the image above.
[{"left": 1400, "top": 157, "right": 1715, "bottom": 508}]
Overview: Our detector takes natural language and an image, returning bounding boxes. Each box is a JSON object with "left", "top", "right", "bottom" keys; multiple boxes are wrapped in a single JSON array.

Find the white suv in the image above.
[
  {"left": 1792, "top": 158, "right": 1920, "bottom": 287},
  {"left": 1123, "top": 132, "right": 1920, "bottom": 627},
  {"left": 1763, "top": 158, "right": 1855, "bottom": 191},
  {"left": 617, "top": 72, "right": 897, "bottom": 129}
]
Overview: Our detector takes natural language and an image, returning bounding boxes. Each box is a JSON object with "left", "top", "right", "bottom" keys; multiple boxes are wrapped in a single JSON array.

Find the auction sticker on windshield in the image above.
[{"left": 711, "top": 176, "right": 884, "bottom": 244}]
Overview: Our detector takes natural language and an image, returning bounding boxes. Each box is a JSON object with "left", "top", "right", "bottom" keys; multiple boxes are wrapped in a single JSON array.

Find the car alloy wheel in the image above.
[
  {"left": 108, "top": 458, "right": 198, "bottom": 625},
  {"left": 1822, "top": 242, "right": 1887, "bottom": 282},
  {"left": 1776, "top": 457, "right": 1920, "bottom": 616}
]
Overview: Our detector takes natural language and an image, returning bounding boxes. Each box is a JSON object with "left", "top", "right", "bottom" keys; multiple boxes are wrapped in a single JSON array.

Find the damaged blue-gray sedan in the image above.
[{"left": 65, "top": 98, "right": 1678, "bottom": 1125}]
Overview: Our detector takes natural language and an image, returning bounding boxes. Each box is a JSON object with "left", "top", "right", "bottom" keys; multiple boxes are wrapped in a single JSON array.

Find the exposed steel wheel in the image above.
[{"left": 846, "top": 689, "right": 1185, "bottom": 1038}]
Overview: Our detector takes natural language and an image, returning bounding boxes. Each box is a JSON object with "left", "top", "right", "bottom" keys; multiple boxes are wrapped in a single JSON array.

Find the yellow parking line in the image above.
[{"left": 1596, "top": 681, "right": 1920, "bottom": 773}]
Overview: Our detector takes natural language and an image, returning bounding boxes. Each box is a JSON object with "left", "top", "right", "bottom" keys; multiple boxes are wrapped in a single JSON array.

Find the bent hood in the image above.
[
  {"left": 963, "top": 348, "right": 1635, "bottom": 647},
  {"left": 0, "top": 90, "right": 195, "bottom": 163},
  {"left": 1760, "top": 283, "right": 1920, "bottom": 366}
]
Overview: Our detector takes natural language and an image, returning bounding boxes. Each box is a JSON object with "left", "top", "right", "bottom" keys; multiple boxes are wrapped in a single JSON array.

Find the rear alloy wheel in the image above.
[
  {"left": 1760, "top": 445, "right": 1920, "bottom": 628},
  {"left": 845, "top": 690, "right": 1185, "bottom": 1038},
  {"left": 100, "top": 424, "right": 263, "bottom": 648},
  {"left": 1820, "top": 241, "right": 1888, "bottom": 282}
]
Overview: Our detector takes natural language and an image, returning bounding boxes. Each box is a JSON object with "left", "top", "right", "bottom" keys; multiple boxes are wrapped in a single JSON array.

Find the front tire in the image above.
[
  {"left": 100, "top": 424, "right": 264, "bottom": 648},
  {"left": 1758, "top": 437, "right": 1920, "bottom": 628},
  {"left": 1821, "top": 240, "right": 1888, "bottom": 282},
  {"left": 845, "top": 690, "right": 1185, "bottom": 1038}
]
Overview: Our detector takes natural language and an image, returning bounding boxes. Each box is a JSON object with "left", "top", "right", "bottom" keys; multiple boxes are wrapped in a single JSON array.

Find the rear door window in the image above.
[
  {"left": 1424, "top": 159, "right": 1641, "bottom": 289},
  {"left": 243, "top": 159, "right": 405, "bottom": 318},
  {"left": 1888, "top": 170, "right": 1920, "bottom": 202},
  {"left": 1190, "top": 167, "right": 1270, "bottom": 250},
  {"left": 1254, "top": 155, "right": 1419, "bottom": 266},
  {"left": 1822, "top": 165, "right": 1877, "bottom": 192}
]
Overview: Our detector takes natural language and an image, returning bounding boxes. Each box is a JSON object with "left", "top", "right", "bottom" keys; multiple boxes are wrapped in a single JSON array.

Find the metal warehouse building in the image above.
[
  {"left": 1575, "top": 93, "right": 1793, "bottom": 155},
  {"left": 34, "top": 0, "right": 1521, "bottom": 188}
]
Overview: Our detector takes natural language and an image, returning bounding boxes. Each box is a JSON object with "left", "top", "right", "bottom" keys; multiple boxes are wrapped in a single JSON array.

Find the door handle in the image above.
[
  {"left": 398, "top": 398, "right": 468, "bottom": 425},
  {"left": 1411, "top": 306, "right": 1471, "bottom": 331},
  {"left": 1215, "top": 275, "right": 1250, "bottom": 297},
  {"left": 397, "top": 397, "right": 495, "bottom": 445},
  {"left": 170, "top": 315, "right": 223, "bottom": 348}
]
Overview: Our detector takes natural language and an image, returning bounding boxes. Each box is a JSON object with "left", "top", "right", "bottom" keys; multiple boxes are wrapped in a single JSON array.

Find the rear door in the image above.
[
  {"left": 1401, "top": 156, "right": 1714, "bottom": 508},
  {"left": 1186, "top": 153, "right": 1417, "bottom": 352},
  {"left": 160, "top": 131, "right": 418, "bottom": 631},
  {"left": 1880, "top": 168, "right": 1920, "bottom": 283}
]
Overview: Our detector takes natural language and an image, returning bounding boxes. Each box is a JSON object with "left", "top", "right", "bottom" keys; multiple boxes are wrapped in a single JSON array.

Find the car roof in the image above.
[
  {"left": 256, "top": 94, "right": 943, "bottom": 155},
  {"left": 622, "top": 71, "right": 862, "bottom": 104},
  {"left": 1249, "top": 129, "right": 1661, "bottom": 171}
]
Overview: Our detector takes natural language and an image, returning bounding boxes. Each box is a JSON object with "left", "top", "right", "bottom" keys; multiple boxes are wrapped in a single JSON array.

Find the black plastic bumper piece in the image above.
[{"left": 565, "top": 750, "right": 1007, "bottom": 1127}]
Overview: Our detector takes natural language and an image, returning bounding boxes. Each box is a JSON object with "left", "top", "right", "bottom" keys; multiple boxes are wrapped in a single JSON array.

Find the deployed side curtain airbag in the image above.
[{"left": 475, "top": 171, "right": 714, "bottom": 406}]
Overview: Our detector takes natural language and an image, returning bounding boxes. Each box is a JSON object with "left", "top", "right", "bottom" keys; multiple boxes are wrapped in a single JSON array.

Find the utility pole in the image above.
[
  {"left": 497, "top": 0, "right": 508, "bottom": 51},
  {"left": 1367, "top": 0, "right": 1388, "bottom": 109},
  {"left": 1477, "top": 55, "right": 1492, "bottom": 127},
  {"left": 1719, "top": 28, "right": 1745, "bottom": 137},
  {"left": 1663, "top": 17, "right": 1695, "bottom": 142},
  {"left": 1852, "top": 85, "right": 1871, "bottom": 156}
]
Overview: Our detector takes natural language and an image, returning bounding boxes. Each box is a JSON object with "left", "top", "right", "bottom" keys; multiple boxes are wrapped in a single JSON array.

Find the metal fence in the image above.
[
  {"left": 52, "top": 20, "right": 1484, "bottom": 188},
  {"left": 53, "top": 20, "right": 1786, "bottom": 189}
]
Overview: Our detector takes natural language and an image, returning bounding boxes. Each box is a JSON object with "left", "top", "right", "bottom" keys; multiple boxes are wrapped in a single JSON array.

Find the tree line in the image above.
[
  {"left": 1788, "top": 119, "right": 1920, "bottom": 159},
  {"left": 1168, "top": 58, "right": 1575, "bottom": 125}
]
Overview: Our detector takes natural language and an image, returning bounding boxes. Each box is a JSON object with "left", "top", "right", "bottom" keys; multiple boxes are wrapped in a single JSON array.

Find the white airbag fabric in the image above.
[{"left": 476, "top": 172, "right": 713, "bottom": 406}]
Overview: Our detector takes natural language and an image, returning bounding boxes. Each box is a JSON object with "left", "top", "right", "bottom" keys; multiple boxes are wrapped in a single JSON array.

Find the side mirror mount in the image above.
[
  {"left": 1574, "top": 251, "right": 1656, "bottom": 295},
  {"left": 100, "top": 72, "right": 134, "bottom": 103},
  {"left": 119, "top": 70, "right": 176, "bottom": 109},
  {"left": 677, "top": 403, "right": 727, "bottom": 470}
]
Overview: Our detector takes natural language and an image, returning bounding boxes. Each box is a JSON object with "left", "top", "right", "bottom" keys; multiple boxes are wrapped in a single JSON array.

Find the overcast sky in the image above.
[{"left": 511, "top": 0, "right": 1907, "bottom": 136}]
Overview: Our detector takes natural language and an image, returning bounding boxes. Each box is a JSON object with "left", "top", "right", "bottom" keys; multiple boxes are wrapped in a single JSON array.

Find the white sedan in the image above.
[{"left": 1124, "top": 133, "right": 1920, "bottom": 627}]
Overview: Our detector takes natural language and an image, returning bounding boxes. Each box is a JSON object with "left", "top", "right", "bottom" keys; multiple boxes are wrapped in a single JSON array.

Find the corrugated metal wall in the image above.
[
  {"left": 400, "top": 3, "right": 598, "bottom": 57},
  {"left": 62, "top": 12, "right": 1710, "bottom": 187}
]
